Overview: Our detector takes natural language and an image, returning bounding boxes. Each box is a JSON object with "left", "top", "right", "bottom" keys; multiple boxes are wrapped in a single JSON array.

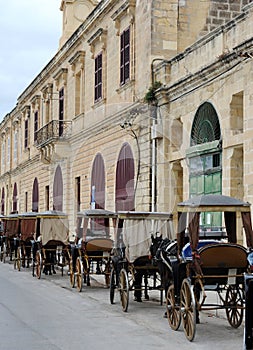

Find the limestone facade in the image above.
[{"left": 0, "top": 0, "right": 252, "bottom": 236}]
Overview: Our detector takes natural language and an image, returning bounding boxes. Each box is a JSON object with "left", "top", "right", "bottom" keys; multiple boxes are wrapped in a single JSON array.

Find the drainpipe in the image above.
[
  {"left": 151, "top": 104, "right": 157, "bottom": 213},
  {"left": 150, "top": 58, "right": 165, "bottom": 212}
]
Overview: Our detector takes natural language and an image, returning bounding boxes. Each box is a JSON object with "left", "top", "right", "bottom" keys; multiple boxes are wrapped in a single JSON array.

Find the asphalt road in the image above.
[{"left": 0, "top": 262, "right": 245, "bottom": 350}]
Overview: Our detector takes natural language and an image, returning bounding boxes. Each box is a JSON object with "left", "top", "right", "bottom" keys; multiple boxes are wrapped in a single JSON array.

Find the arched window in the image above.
[
  {"left": 115, "top": 143, "right": 135, "bottom": 211},
  {"left": 91, "top": 153, "right": 105, "bottom": 210},
  {"left": 53, "top": 165, "right": 63, "bottom": 211},
  {"left": 32, "top": 178, "right": 39, "bottom": 212},
  {"left": 189, "top": 102, "right": 222, "bottom": 228},
  {"left": 12, "top": 183, "right": 18, "bottom": 213},
  {"left": 190, "top": 102, "right": 221, "bottom": 146}
]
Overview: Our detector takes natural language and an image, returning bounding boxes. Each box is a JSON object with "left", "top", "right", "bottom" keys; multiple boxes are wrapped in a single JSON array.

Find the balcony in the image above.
[
  {"left": 36, "top": 120, "right": 72, "bottom": 148},
  {"left": 36, "top": 120, "right": 72, "bottom": 164}
]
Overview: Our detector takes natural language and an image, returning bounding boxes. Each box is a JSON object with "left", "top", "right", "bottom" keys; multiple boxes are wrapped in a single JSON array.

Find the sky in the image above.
[{"left": 0, "top": 0, "right": 62, "bottom": 120}]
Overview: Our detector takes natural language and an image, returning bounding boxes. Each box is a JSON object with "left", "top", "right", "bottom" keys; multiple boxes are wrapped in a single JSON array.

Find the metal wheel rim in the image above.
[
  {"left": 109, "top": 268, "right": 116, "bottom": 304},
  {"left": 180, "top": 278, "right": 196, "bottom": 342},
  {"left": 36, "top": 251, "right": 42, "bottom": 279},
  {"left": 166, "top": 284, "right": 181, "bottom": 331},
  {"left": 105, "top": 264, "right": 110, "bottom": 288},
  {"left": 17, "top": 247, "right": 21, "bottom": 271},
  {"left": 119, "top": 269, "right": 129, "bottom": 312},
  {"left": 76, "top": 258, "right": 83, "bottom": 292},
  {"left": 3, "top": 243, "right": 6, "bottom": 263},
  {"left": 69, "top": 259, "right": 75, "bottom": 288},
  {"left": 225, "top": 285, "right": 244, "bottom": 328}
]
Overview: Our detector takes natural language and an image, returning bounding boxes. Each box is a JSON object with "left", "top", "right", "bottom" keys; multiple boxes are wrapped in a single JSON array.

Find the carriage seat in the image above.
[
  {"left": 182, "top": 240, "right": 220, "bottom": 261},
  {"left": 85, "top": 238, "right": 113, "bottom": 252},
  {"left": 199, "top": 243, "right": 248, "bottom": 269}
]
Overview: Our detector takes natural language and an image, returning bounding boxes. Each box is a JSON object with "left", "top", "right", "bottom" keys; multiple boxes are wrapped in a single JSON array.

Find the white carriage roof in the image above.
[
  {"left": 117, "top": 211, "right": 173, "bottom": 220},
  {"left": 37, "top": 210, "right": 68, "bottom": 218},
  {"left": 77, "top": 209, "right": 117, "bottom": 218},
  {"left": 177, "top": 194, "right": 251, "bottom": 212}
]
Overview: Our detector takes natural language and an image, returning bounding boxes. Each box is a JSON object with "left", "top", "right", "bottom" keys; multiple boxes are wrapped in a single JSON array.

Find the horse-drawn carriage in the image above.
[
  {"left": 162, "top": 194, "right": 253, "bottom": 341},
  {"left": 69, "top": 209, "right": 115, "bottom": 292},
  {"left": 0, "top": 213, "right": 19, "bottom": 263},
  {"left": 110, "top": 211, "right": 174, "bottom": 312},
  {"left": 0, "top": 214, "right": 6, "bottom": 262},
  {"left": 34, "top": 211, "right": 69, "bottom": 278},
  {"left": 15, "top": 212, "right": 38, "bottom": 271}
]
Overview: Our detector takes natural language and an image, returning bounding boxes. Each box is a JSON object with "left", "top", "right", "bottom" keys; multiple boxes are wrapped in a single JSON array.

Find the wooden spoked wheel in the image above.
[
  {"left": 76, "top": 257, "right": 83, "bottom": 292},
  {"left": 180, "top": 278, "right": 196, "bottom": 342},
  {"left": 109, "top": 267, "right": 116, "bottom": 304},
  {"left": 2, "top": 242, "right": 6, "bottom": 263},
  {"left": 35, "top": 251, "right": 42, "bottom": 279},
  {"left": 119, "top": 268, "right": 129, "bottom": 312},
  {"left": 16, "top": 247, "right": 21, "bottom": 271},
  {"left": 69, "top": 258, "right": 75, "bottom": 288},
  {"left": 82, "top": 256, "right": 90, "bottom": 286},
  {"left": 225, "top": 285, "right": 244, "bottom": 328},
  {"left": 166, "top": 284, "right": 181, "bottom": 331},
  {"left": 104, "top": 261, "right": 111, "bottom": 288}
]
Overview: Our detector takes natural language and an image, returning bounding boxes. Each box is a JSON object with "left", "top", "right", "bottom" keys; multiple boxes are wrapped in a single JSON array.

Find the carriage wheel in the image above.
[
  {"left": 35, "top": 251, "right": 42, "bottom": 279},
  {"left": 16, "top": 247, "right": 21, "bottom": 271},
  {"left": 119, "top": 268, "right": 129, "bottom": 312},
  {"left": 76, "top": 257, "right": 83, "bottom": 292},
  {"left": 110, "top": 267, "right": 116, "bottom": 304},
  {"left": 82, "top": 256, "right": 90, "bottom": 286},
  {"left": 69, "top": 258, "right": 75, "bottom": 288},
  {"left": 166, "top": 284, "right": 181, "bottom": 331},
  {"left": 2, "top": 242, "right": 6, "bottom": 263},
  {"left": 225, "top": 285, "right": 244, "bottom": 328},
  {"left": 14, "top": 250, "right": 17, "bottom": 270},
  {"left": 104, "top": 261, "right": 111, "bottom": 288},
  {"left": 180, "top": 278, "right": 196, "bottom": 342}
]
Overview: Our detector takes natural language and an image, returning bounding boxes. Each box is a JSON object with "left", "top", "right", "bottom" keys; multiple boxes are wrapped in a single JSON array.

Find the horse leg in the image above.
[
  {"left": 134, "top": 270, "right": 142, "bottom": 302},
  {"left": 52, "top": 250, "right": 56, "bottom": 274},
  {"left": 26, "top": 245, "right": 31, "bottom": 268},
  {"left": 144, "top": 273, "right": 149, "bottom": 300}
]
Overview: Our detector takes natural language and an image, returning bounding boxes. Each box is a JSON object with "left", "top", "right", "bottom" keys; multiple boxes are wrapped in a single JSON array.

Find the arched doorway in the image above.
[
  {"left": 90, "top": 153, "right": 105, "bottom": 210},
  {"left": 188, "top": 102, "right": 222, "bottom": 228},
  {"left": 115, "top": 143, "right": 135, "bottom": 211},
  {"left": 32, "top": 178, "right": 39, "bottom": 212},
  {"left": 12, "top": 183, "right": 18, "bottom": 213},
  {"left": 53, "top": 165, "right": 63, "bottom": 211}
]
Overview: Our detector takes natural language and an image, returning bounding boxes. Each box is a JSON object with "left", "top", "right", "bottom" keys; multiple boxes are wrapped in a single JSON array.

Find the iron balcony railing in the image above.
[{"left": 36, "top": 120, "right": 72, "bottom": 147}]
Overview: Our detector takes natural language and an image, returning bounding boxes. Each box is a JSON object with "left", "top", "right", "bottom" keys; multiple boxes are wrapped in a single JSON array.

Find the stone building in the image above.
[{"left": 0, "top": 0, "right": 252, "bottom": 237}]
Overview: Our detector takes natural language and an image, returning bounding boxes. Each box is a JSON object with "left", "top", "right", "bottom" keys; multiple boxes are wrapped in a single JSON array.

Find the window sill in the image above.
[
  {"left": 92, "top": 98, "right": 106, "bottom": 109},
  {"left": 116, "top": 79, "right": 135, "bottom": 94}
]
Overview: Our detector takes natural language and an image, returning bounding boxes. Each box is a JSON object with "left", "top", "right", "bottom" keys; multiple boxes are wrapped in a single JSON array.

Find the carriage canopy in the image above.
[
  {"left": 77, "top": 209, "right": 117, "bottom": 241},
  {"left": 37, "top": 211, "right": 69, "bottom": 246},
  {"left": 19, "top": 212, "right": 38, "bottom": 241},
  {"left": 118, "top": 211, "right": 174, "bottom": 262},
  {"left": 177, "top": 194, "right": 253, "bottom": 253},
  {"left": 3, "top": 213, "right": 19, "bottom": 238}
]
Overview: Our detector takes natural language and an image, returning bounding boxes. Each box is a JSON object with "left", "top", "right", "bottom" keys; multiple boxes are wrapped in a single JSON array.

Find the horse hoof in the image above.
[{"left": 134, "top": 297, "right": 142, "bottom": 302}]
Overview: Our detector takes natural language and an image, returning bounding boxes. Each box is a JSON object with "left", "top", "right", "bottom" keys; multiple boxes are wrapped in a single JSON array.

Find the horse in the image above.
[
  {"left": 150, "top": 234, "right": 178, "bottom": 298},
  {"left": 150, "top": 234, "right": 203, "bottom": 323}
]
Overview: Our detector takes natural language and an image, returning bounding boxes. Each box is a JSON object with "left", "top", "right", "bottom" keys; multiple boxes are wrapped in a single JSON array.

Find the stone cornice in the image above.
[
  {"left": 159, "top": 38, "right": 253, "bottom": 104},
  {"left": 17, "top": 0, "right": 115, "bottom": 103},
  {"left": 88, "top": 28, "right": 107, "bottom": 57},
  {"left": 68, "top": 50, "right": 85, "bottom": 67}
]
